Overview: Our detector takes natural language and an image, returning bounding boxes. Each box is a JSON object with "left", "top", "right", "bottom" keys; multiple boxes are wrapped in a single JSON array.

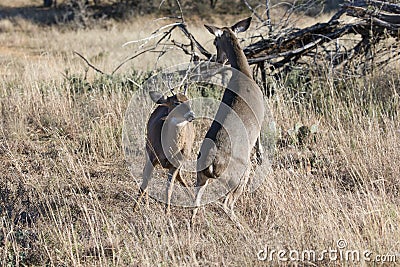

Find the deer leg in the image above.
[
  {"left": 191, "top": 178, "right": 209, "bottom": 224},
  {"left": 222, "top": 166, "right": 252, "bottom": 230},
  {"left": 165, "top": 167, "right": 179, "bottom": 215},
  {"left": 225, "top": 165, "right": 251, "bottom": 210},
  {"left": 176, "top": 169, "right": 196, "bottom": 201},
  {"left": 134, "top": 158, "right": 154, "bottom": 212},
  {"left": 254, "top": 135, "right": 263, "bottom": 165},
  {"left": 176, "top": 168, "right": 190, "bottom": 188}
]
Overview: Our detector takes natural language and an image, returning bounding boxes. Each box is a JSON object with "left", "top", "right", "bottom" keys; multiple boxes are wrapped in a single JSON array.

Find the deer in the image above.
[
  {"left": 192, "top": 17, "right": 265, "bottom": 229},
  {"left": 134, "top": 90, "right": 195, "bottom": 214}
]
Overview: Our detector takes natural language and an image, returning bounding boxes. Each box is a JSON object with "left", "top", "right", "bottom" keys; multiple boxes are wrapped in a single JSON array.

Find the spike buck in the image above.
[
  {"left": 134, "top": 90, "right": 195, "bottom": 214},
  {"left": 192, "top": 17, "right": 264, "bottom": 227}
]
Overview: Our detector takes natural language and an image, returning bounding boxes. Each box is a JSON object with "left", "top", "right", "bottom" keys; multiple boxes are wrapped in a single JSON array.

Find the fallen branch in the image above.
[{"left": 75, "top": 0, "right": 400, "bottom": 96}]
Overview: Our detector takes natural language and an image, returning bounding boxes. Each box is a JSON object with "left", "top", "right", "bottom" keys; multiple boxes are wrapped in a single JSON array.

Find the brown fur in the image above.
[
  {"left": 135, "top": 91, "right": 195, "bottom": 213},
  {"left": 193, "top": 18, "right": 264, "bottom": 228}
]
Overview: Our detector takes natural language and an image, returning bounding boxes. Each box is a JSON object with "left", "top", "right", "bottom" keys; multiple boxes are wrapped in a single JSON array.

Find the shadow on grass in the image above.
[
  {"left": 0, "top": 3, "right": 140, "bottom": 27},
  {"left": 0, "top": 4, "right": 66, "bottom": 25}
]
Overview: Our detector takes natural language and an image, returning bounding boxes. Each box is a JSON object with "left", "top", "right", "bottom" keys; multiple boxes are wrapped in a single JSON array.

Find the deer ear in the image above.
[
  {"left": 149, "top": 91, "right": 166, "bottom": 104},
  {"left": 204, "top": 24, "right": 223, "bottom": 37},
  {"left": 231, "top": 17, "right": 252, "bottom": 33}
]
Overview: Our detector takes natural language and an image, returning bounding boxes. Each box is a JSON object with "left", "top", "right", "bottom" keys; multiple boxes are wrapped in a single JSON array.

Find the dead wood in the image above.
[{"left": 77, "top": 0, "right": 399, "bottom": 95}]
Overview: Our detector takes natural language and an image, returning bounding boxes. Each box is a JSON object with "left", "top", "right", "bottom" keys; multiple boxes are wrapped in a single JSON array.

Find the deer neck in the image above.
[{"left": 223, "top": 33, "right": 252, "bottom": 78}]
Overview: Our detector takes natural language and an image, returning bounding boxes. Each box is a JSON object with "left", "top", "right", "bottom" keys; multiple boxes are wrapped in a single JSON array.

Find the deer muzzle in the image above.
[{"left": 184, "top": 111, "right": 195, "bottom": 122}]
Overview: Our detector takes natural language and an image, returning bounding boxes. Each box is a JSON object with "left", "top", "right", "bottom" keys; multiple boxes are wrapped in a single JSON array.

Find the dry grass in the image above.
[{"left": 1, "top": 5, "right": 400, "bottom": 267}]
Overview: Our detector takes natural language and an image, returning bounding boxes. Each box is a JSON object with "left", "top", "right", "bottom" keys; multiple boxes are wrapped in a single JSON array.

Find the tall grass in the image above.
[{"left": 0, "top": 15, "right": 399, "bottom": 266}]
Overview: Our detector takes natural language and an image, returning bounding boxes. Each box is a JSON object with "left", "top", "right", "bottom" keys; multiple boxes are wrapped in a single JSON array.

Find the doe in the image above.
[
  {"left": 193, "top": 17, "right": 265, "bottom": 228},
  {"left": 135, "top": 90, "right": 195, "bottom": 213}
]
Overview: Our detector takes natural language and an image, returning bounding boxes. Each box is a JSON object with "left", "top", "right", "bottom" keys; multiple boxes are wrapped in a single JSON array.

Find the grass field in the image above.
[{"left": 1, "top": 2, "right": 400, "bottom": 266}]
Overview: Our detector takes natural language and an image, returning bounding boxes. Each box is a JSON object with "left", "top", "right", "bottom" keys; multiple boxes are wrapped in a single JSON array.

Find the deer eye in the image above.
[{"left": 174, "top": 101, "right": 181, "bottom": 106}]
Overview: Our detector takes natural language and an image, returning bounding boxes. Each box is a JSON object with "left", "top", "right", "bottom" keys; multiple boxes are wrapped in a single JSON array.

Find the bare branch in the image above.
[
  {"left": 110, "top": 0, "right": 400, "bottom": 92},
  {"left": 242, "top": 0, "right": 265, "bottom": 23},
  {"left": 73, "top": 51, "right": 106, "bottom": 75}
]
